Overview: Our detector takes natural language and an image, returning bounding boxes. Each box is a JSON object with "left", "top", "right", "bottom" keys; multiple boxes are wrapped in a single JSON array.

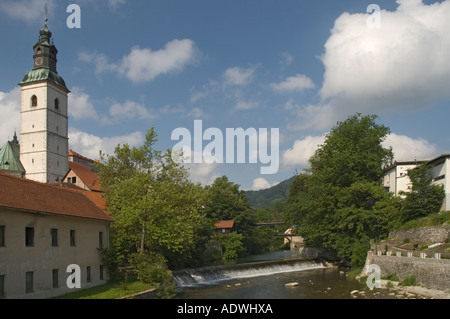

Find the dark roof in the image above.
[{"left": 0, "top": 170, "right": 113, "bottom": 222}]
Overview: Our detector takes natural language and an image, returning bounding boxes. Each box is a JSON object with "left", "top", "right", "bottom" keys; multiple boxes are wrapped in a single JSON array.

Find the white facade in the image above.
[
  {"left": 20, "top": 80, "right": 69, "bottom": 183},
  {"left": 382, "top": 155, "right": 450, "bottom": 211},
  {"left": 382, "top": 161, "right": 426, "bottom": 196},
  {"left": 0, "top": 209, "right": 110, "bottom": 299},
  {"left": 427, "top": 155, "right": 450, "bottom": 211}
]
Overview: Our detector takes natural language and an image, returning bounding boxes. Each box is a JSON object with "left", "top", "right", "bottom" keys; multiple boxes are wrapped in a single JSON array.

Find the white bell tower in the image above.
[{"left": 19, "top": 19, "right": 70, "bottom": 183}]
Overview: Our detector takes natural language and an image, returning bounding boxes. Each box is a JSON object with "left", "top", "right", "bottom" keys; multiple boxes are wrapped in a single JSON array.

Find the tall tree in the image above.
[
  {"left": 203, "top": 176, "right": 256, "bottom": 255},
  {"left": 285, "top": 114, "right": 395, "bottom": 266},
  {"left": 96, "top": 128, "right": 210, "bottom": 268}
]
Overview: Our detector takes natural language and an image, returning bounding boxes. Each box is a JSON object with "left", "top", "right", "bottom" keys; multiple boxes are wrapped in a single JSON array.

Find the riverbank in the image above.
[{"left": 378, "top": 280, "right": 450, "bottom": 299}]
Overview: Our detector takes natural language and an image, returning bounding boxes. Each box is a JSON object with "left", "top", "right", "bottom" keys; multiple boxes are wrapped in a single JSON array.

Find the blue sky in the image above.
[{"left": 0, "top": 0, "right": 449, "bottom": 190}]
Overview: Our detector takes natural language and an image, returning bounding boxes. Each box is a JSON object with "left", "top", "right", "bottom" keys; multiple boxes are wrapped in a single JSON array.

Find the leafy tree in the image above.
[
  {"left": 215, "top": 232, "right": 245, "bottom": 260},
  {"left": 400, "top": 163, "right": 445, "bottom": 222},
  {"left": 284, "top": 114, "right": 395, "bottom": 266},
  {"left": 203, "top": 176, "right": 255, "bottom": 249},
  {"left": 96, "top": 128, "right": 210, "bottom": 269}
]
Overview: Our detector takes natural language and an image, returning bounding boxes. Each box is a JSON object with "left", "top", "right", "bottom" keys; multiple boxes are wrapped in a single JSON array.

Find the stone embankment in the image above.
[{"left": 361, "top": 225, "right": 450, "bottom": 295}]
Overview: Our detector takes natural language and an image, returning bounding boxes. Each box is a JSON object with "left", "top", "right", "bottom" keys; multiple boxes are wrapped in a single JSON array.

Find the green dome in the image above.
[{"left": 20, "top": 68, "right": 68, "bottom": 91}]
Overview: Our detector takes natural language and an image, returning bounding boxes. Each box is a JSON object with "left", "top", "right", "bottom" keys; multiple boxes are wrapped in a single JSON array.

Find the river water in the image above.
[{"left": 174, "top": 250, "right": 396, "bottom": 299}]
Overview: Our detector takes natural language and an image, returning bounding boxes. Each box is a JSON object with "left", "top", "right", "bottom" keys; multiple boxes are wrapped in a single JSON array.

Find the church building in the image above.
[{"left": 0, "top": 19, "right": 113, "bottom": 299}]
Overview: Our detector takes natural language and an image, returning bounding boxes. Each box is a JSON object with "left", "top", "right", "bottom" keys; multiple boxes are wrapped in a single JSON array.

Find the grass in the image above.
[{"left": 53, "top": 275, "right": 155, "bottom": 299}]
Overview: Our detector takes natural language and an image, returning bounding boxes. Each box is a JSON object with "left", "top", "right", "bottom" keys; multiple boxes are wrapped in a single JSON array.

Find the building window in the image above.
[
  {"left": 25, "top": 227, "right": 34, "bottom": 247},
  {"left": 52, "top": 269, "right": 59, "bottom": 288},
  {"left": 86, "top": 266, "right": 91, "bottom": 283},
  {"left": 72, "top": 177, "right": 77, "bottom": 184},
  {"left": 100, "top": 265, "right": 104, "bottom": 281},
  {"left": 55, "top": 98, "right": 59, "bottom": 110},
  {"left": 0, "top": 226, "right": 5, "bottom": 247},
  {"left": 50, "top": 228, "right": 58, "bottom": 247},
  {"left": 0, "top": 274, "right": 4, "bottom": 298},
  {"left": 25, "top": 272, "right": 33, "bottom": 293},
  {"left": 99, "top": 232, "right": 103, "bottom": 248},
  {"left": 70, "top": 230, "right": 76, "bottom": 246},
  {"left": 31, "top": 95, "right": 37, "bottom": 107}
]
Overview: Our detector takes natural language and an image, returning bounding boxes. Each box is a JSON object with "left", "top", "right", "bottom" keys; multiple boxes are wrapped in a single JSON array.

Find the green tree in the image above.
[
  {"left": 400, "top": 163, "right": 445, "bottom": 222},
  {"left": 96, "top": 128, "right": 210, "bottom": 269},
  {"left": 203, "top": 176, "right": 256, "bottom": 255},
  {"left": 284, "top": 114, "right": 396, "bottom": 266}
]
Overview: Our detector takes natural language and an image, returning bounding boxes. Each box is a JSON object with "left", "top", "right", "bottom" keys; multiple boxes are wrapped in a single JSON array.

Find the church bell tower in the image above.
[{"left": 19, "top": 18, "right": 70, "bottom": 183}]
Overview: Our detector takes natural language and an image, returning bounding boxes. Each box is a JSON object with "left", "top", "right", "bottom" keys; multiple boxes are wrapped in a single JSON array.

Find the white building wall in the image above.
[{"left": 0, "top": 208, "right": 110, "bottom": 299}]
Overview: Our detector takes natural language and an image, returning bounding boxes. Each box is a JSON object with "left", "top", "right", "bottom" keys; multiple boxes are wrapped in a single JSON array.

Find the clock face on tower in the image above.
[{"left": 35, "top": 56, "right": 43, "bottom": 67}]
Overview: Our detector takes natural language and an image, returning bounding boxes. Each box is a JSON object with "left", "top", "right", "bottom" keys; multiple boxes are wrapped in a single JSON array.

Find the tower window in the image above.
[
  {"left": 31, "top": 95, "right": 37, "bottom": 107},
  {"left": 55, "top": 98, "right": 59, "bottom": 110}
]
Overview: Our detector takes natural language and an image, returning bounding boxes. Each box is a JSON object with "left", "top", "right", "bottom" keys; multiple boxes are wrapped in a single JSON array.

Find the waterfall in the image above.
[{"left": 173, "top": 258, "right": 325, "bottom": 287}]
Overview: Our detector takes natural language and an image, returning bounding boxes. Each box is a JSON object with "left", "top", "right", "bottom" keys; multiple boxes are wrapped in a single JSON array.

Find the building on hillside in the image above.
[
  {"left": 0, "top": 170, "right": 113, "bottom": 299},
  {"left": 214, "top": 220, "right": 235, "bottom": 234},
  {"left": 382, "top": 160, "right": 428, "bottom": 196},
  {"left": 0, "top": 133, "right": 25, "bottom": 178},
  {"left": 382, "top": 154, "right": 450, "bottom": 211}
]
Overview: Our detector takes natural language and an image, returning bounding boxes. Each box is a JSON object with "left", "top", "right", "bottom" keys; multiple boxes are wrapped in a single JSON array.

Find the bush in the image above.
[
  {"left": 129, "top": 252, "right": 171, "bottom": 284},
  {"left": 216, "top": 232, "right": 245, "bottom": 260},
  {"left": 399, "top": 274, "right": 417, "bottom": 287}
]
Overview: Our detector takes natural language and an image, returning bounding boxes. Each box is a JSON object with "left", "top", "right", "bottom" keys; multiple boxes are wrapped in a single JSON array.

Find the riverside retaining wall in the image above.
[
  {"left": 388, "top": 225, "right": 450, "bottom": 243},
  {"left": 363, "top": 252, "right": 450, "bottom": 292}
]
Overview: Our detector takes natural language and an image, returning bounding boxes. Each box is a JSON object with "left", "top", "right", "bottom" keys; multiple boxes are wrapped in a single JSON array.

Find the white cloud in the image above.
[
  {"left": 80, "top": 39, "right": 198, "bottom": 83},
  {"left": 233, "top": 100, "right": 259, "bottom": 111},
  {"left": 0, "top": 0, "right": 55, "bottom": 23},
  {"left": 282, "top": 135, "right": 326, "bottom": 168},
  {"left": 223, "top": 65, "right": 258, "bottom": 87},
  {"left": 68, "top": 128, "right": 144, "bottom": 160},
  {"left": 0, "top": 87, "right": 21, "bottom": 147},
  {"left": 383, "top": 133, "right": 440, "bottom": 161},
  {"left": 271, "top": 74, "right": 315, "bottom": 93},
  {"left": 251, "top": 177, "right": 279, "bottom": 191},
  {"left": 287, "top": 0, "right": 450, "bottom": 130},
  {"left": 107, "top": 0, "right": 126, "bottom": 10},
  {"left": 280, "top": 52, "right": 294, "bottom": 69},
  {"left": 109, "top": 100, "right": 155, "bottom": 121},
  {"left": 184, "top": 162, "right": 219, "bottom": 186},
  {"left": 68, "top": 87, "right": 99, "bottom": 121},
  {"left": 187, "top": 107, "right": 208, "bottom": 119}
]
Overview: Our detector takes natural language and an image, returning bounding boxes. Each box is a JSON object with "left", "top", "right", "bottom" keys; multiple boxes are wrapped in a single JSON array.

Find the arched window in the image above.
[
  {"left": 55, "top": 98, "right": 59, "bottom": 110},
  {"left": 31, "top": 95, "right": 37, "bottom": 107}
]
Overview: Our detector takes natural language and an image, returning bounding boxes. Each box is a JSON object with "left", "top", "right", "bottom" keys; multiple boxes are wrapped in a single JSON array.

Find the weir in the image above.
[{"left": 173, "top": 258, "right": 325, "bottom": 287}]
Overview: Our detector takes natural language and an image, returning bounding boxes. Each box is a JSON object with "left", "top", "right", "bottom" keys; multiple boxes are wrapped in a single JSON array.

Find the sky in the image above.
[{"left": 0, "top": 0, "right": 449, "bottom": 191}]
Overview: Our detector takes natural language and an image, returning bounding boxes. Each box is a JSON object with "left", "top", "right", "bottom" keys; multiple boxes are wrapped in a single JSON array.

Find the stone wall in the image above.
[
  {"left": 363, "top": 252, "right": 450, "bottom": 292},
  {"left": 388, "top": 225, "right": 450, "bottom": 243}
]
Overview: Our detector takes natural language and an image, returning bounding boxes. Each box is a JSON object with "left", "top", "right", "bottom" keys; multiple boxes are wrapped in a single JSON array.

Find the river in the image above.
[{"left": 174, "top": 250, "right": 396, "bottom": 299}]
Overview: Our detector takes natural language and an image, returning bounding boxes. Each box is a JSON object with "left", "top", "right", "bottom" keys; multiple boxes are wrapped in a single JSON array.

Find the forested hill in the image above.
[{"left": 244, "top": 176, "right": 295, "bottom": 208}]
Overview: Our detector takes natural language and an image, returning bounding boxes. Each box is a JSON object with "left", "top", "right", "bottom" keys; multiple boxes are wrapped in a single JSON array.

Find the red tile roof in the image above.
[
  {"left": 214, "top": 220, "right": 235, "bottom": 229},
  {"left": 67, "top": 161, "right": 101, "bottom": 192},
  {"left": 0, "top": 170, "right": 113, "bottom": 222}
]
